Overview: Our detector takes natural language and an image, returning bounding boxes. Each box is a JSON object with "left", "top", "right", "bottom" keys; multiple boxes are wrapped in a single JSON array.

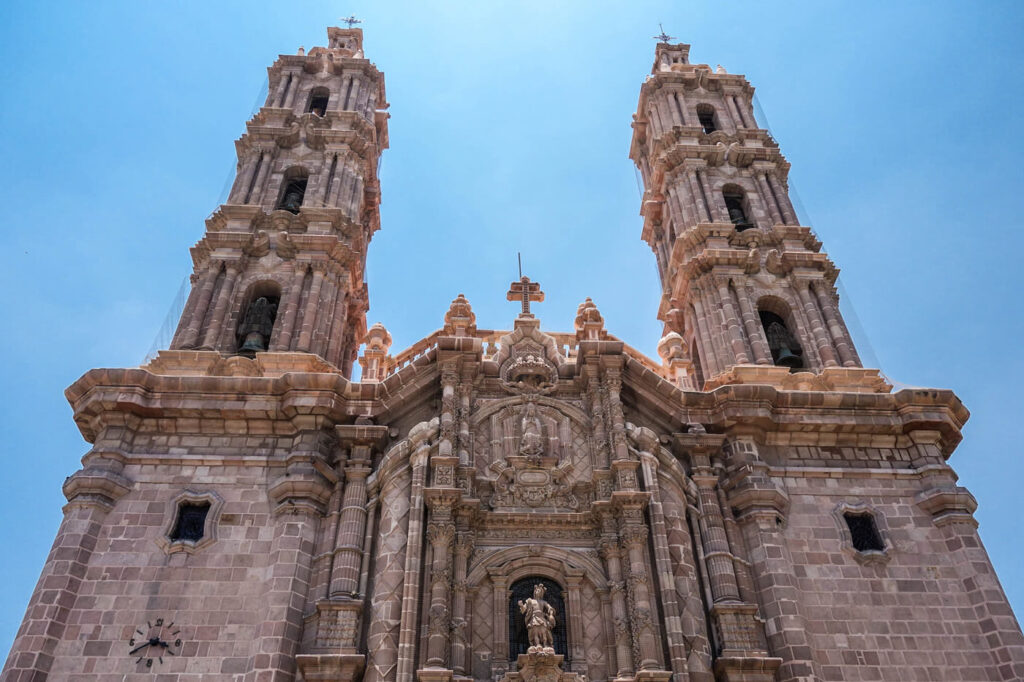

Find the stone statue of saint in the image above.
[
  {"left": 519, "top": 402, "right": 545, "bottom": 457},
  {"left": 238, "top": 297, "right": 278, "bottom": 352},
  {"left": 518, "top": 583, "right": 557, "bottom": 653}
]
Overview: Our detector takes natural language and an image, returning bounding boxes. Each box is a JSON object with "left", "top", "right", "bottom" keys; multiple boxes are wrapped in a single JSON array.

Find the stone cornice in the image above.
[{"left": 65, "top": 346, "right": 968, "bottom": 461}]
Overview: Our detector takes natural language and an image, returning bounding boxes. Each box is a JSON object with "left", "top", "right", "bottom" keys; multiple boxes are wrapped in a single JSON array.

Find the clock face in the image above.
[{"left": 127, "top": 617, "right": 183, "bottom": 669}]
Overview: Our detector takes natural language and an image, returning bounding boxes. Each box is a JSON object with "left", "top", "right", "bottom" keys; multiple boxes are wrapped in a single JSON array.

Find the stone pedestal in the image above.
[
  {"left": 295, "top": 653, "right": 364, "bottom": 682},
  {"left": 709, "top": 603, "right": 781, "bottom": 682},
  {"left": 417, "top": 667, "right": 455, "bottom": 682},
  {"left": 499, "top": 652, "right": 582, "bottom": 682}
]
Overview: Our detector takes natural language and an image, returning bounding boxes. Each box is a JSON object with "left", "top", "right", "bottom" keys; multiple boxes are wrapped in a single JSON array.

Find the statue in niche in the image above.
[
  {"left": 518, "top": 584, "right": 557, "bottom": 653},
  {"left": 518, "top": 401, "right": 545, "bottom": 458},
  {"left": 238, "top": 296, "right": 278, "bottom": 352}
]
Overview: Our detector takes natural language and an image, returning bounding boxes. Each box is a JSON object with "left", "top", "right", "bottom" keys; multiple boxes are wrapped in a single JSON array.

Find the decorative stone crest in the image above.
[
  {"left": 500, "top": 341, "right": 559, "bottom": 394},
  {"left": 488, "top": 457, "right": 581, "bottom": 511}
]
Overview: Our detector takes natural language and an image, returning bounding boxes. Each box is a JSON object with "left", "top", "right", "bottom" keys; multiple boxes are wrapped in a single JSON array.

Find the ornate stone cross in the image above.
[{"left": 507, "top": 276, "right": 545, "bottom": 317}]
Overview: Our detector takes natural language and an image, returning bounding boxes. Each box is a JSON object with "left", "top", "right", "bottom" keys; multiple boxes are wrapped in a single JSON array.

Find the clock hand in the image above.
[{"left": 129, "top": 638, "right": 159, "bottom": 655}]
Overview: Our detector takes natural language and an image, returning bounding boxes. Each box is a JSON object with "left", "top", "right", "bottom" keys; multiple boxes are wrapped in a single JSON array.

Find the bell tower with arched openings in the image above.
[
  {"left": 631, "top": 41, "right": 875, "bottom": 391},
  {"left": 6, "top": 22, "right": 1023, "bottom": 682},
  {"left": 169, "top": 26, "right": 388, "bottom": 377}
]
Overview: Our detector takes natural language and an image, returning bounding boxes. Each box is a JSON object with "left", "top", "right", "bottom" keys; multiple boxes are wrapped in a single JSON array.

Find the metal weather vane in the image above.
[
  {"left": 653, "top": 23, "right": 675, "bottom": 43},
  {"left": 340, "top": 15, "right": 362, "bottom": 28}
]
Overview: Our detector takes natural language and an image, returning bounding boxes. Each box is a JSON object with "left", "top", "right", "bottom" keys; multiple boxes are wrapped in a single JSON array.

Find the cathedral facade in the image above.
[{"left": 4, "top": 26, "right": 1023, "bottom": 682}]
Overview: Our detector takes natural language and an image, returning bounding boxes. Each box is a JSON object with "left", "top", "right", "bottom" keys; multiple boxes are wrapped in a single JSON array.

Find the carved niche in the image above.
[{"left": 473, "top": 398, "right": 594, "bottom": 513}]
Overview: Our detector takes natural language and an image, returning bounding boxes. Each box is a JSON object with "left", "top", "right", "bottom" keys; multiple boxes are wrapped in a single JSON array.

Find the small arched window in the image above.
[
  {"left": 759, "top": 309, "right": 804, "bottom": 370},
  {"left": 696, "top": 104, "right": 717, "bottom": 134},
  {"left": 307, "top": 87, "right": 330, "bottom": 116},
  {"left": 722, "top": 187, "right": 754, "bottom": 231},
  {"left": 277, "top": 169, "right": 308, "bottom": 214},
  {"left": 237, "top": 282, "right": 281, "bottom": 353},
  {"left": 509, "top": 577, "right": 567, "bottom": 661}
]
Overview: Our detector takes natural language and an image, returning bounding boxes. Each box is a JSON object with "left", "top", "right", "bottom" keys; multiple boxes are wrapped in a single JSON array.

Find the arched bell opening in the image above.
[
  {"left": 307, "top": 86, "right": 330, "bottom": 116},
  {"left": 276, "top": 167, "right": 309, "bottom": 214},
  {"left": 508, "top": 577, "right": 568, "bottom": 661},
  {"left": 722, "top": 183, "right": 754, "bottom": 232},
  {"left": 236, "top": 280, "right": 282, "bottom": 354},
  {"left": 757, "top": 297, "right": 804, "bottom": 370},
  {"left": 696, "top": 103, "right": 718, "bottom": 134}
]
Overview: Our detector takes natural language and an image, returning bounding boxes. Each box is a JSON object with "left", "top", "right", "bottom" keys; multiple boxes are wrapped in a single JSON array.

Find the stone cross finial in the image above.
[
  {"left": 507, "top": 277, "right": 545, "bottom": 317},
  {"left": 339, "top": 15, "right": 361, "bottom": 28}
]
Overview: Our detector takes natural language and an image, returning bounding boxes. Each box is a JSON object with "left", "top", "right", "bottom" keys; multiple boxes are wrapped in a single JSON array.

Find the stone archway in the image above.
[{"left": 466, "top": 548, "right": 611, "bottom": 682}]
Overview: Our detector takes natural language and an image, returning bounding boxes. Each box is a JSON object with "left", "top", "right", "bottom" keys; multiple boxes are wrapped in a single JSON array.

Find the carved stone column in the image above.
[
  {"left": 564, "top": 571, "right": 586, "bottom": 674},
  {"left": 172, "top": 264, "right": 218, "bottom": 349},
  {"left": 597, "top": 511, "right": 634, "bottom": 677},
  {"left": 491, "top": 573, "right": 510, "bottom": 679},
  {"left": 753, "top": 171, "right": 784, "bottom": 226},
  {"left": 228, "top": 150, "right": 260, "bottom": 203},
  {"left": 636, "top": 444, "right": 690, "bottom": 681},
  {"left": 732, "top": 282, "right": 772, "bottom": 365},
  {"left": 272, "top": 264, "right": 306, "bottom": 351},
  {"left": 602, "top": 367, "right": 630, "bottom": 462},
  {"left": 199, "top": 261, "right": 240, "bottom": 349},
  {"left": 715, "top": 279, "right": 751, "bottom": 365},
  {"left": 765, "top": 172, "right": 797, "bottom": 225},
  {"left": 424, "top": 505, "right": 456, "bottom": 668},
  {"left": 450, "top": 529, "right": 474, "bottom": 677},
  {"left": 330, "top": 456, "right": 372, "bottom": 596},
  {"left": 683, "top": 168, "right": 708, "bottom": 224},
  {"left": 395, "top": 442, "right": 431, "bottom": 682},
  {"left": 696, "top": 169, "right": 726, "bottom": 223},
  {"left": 439, "top": 364, "right": 459, "bottom": 459},
  {"left": 618, "top": 510, "right": 660, "bottom": 672},
  {"left": 810, "top": 281, "right": 860, "bottom": 367},
  {"left": 795, "top": 281, "right": 838, "bottom": 368},
  {"left": 584, "top": 368, "right": 610, "bottom": 468},
  {"left": 296, "top": 265, "right": 326, "bottom": 352},
  {"left": 691, "top": 466, "right": 740, "bottom": 603}
]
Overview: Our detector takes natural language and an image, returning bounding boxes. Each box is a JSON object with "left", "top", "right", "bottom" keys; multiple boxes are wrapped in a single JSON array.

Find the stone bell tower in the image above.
[
  {"left": 632, "top": 41, "right": 871, "bottom": 392},
  {"left": 169, "top": 26, "right": 388, "bottom": 376}
]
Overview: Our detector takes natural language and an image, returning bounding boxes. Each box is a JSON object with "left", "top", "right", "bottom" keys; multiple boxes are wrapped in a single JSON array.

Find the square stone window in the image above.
[
  {"left": 157, "top": 490, "right": 223, "bottom": 555},
  {"left": 844, "top": 512, "right": 884, "bottom": 552},
  {"left": 834, "top": 503, "right": 891, "bottom": 565},
  {"left": 171, "top": 502, "right": 211, "bottom": 542}
]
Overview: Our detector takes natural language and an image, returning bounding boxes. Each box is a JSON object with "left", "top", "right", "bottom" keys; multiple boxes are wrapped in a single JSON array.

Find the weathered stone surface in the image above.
[{"left": 4, "top": 25, "right": 1023, "bottom": 682}]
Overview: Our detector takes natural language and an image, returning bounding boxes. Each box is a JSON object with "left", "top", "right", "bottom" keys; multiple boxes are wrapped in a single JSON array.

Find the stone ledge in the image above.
[{"left": 704, "top": 365, "right": 891, "bottom": 393}]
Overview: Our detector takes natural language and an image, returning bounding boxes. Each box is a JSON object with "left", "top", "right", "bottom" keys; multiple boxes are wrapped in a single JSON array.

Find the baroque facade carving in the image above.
[{"left": 6, "top": 22, "right": 1022, "bottom": 682}]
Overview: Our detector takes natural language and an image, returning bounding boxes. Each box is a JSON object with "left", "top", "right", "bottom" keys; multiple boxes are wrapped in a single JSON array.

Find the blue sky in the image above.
[{"left": 1, "top": 0, "right": 1023, "bottom": 658}]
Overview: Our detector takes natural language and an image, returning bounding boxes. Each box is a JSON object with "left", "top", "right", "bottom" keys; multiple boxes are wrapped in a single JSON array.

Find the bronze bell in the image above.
[
  {"left": 282, "top": 190, "right": 302, "bottom": 213},
  {"left": 774, "top": 345, "right": 803, "bottom": 370},
  {"left": 239, "top": 332, "right": 267, "bottom": 352}
]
